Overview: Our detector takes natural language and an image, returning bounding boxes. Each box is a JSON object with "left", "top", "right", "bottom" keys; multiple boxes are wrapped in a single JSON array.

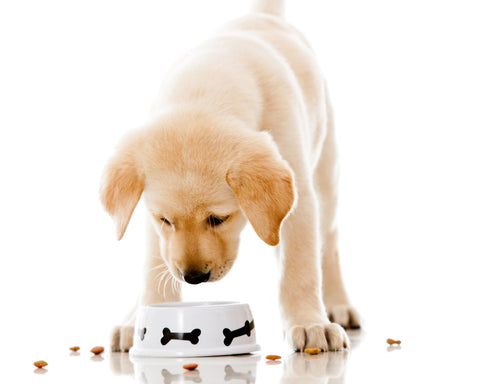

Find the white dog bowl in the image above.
[{"left": 129, "top": 301, "right": 260, "bottom": 357}]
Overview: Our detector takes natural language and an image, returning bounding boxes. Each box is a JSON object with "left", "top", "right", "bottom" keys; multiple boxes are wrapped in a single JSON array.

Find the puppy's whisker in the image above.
[
  {"left": 154, "top": 271, "right": 165, "bottom": 292},
  {"left": 173, "top": 278, "right": 181, "bottom": 294},
  {"left": 216, "top": 104, "right": 234, "bottom": 115},
  {"left": 164, "top": 273, "right": 174, "bottom": 298},
  {"left": 162, "top": 273, "right": 168, "bottom": 298},
  {"left": 151, "top": 268, "right": 168, "bottom": 287},
  {"left": 155, "top": 269, "right": 170, "bottom": 295},
  {"left": 149, "top": 263, "right": 168, "bottom": 273},
  {"left": 153, "top": 269, "right": 166, "bottom": 282}
]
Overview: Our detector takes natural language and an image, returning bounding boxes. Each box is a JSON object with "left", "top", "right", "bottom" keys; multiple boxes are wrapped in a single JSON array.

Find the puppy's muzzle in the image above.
[{"left": 182, "top": 270, "right": 211, "bottom": 285}]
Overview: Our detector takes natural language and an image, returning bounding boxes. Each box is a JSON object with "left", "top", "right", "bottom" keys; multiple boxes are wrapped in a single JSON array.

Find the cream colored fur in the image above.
[{"left": 100, "top": 0, "right": 360, "bottom": 353}]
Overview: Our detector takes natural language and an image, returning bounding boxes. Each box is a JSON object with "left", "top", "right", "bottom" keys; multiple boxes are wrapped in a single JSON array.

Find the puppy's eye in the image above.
[
  {"left": 207, "top": 215, "right": 229, "bottom": 227},
  {"left": 160, "top": 217, "right": 172, "bottom": 226}
]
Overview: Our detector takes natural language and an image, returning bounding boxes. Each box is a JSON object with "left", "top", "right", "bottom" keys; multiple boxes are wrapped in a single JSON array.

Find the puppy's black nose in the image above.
[{"left": 182, "top": 270, "right": 211, "bottom": 285}]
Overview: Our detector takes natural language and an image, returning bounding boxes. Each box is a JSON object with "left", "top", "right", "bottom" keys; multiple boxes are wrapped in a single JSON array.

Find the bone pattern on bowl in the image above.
[
  {"left": 223, "top": 320, "right": 255, "bottom": 346},
  {"left": 137, "top": 319, "right": 255, "bottom": 346},
  {"left": 161, "top": 328, "right": 201, "bottom": 345}
]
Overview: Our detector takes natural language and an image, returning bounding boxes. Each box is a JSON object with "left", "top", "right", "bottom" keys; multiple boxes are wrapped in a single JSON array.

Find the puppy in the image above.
[{"left": 100, "top": 0, "right": 360, "bottom": 353}]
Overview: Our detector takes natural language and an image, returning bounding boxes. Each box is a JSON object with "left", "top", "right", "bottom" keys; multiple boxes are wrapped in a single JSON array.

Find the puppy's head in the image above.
[{"left": 100, "top": 111, "right": 296, "bottom": 284}]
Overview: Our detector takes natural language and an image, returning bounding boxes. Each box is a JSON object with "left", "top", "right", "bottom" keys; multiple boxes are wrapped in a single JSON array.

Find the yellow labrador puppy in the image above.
[{"left": 100, "top": 0, "right": 360, "bottom": 353}]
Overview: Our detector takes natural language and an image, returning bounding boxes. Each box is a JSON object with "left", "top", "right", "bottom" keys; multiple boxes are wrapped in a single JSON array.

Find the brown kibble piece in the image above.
[
  {"left": 34, "top": 360, "right": 48, "bottom": 368},
  {"left": 183, "top": 363, "right": 198, "bottom": 371},
  {"left": 70, "top": 346, "right": 80, "bottom": 352},
  {"left": 304, "top": 348, "right": 322, "bottom": 355},
  {"left": 90, "top": 346, "right": 105, "bottom": 355},
  {"left": 266, "top": 354, "right": 282, "bottom": 360},
  {"left": 386, "top": 338, "right": 401, "bottom": 345}
]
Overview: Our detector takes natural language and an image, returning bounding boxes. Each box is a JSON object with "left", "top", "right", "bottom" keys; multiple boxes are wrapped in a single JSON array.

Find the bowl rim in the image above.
[{"left": 145, "top": 301, "right": 244, "bottom": 309}]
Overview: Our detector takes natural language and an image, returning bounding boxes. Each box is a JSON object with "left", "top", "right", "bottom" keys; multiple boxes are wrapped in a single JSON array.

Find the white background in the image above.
[{"left": 1, "top": 0, "right": 479, "bottom": 381}]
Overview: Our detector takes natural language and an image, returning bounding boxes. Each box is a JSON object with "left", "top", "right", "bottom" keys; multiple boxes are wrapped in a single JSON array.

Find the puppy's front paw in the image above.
[
  {"left": 327, "top": 304, "right": 361, "bottom": 329},
  {"left": 286, "top": 322, "right": 349, "bottom": 352},
  {"left": 111, "top": 325, "right": 134, "bottom": 352}
]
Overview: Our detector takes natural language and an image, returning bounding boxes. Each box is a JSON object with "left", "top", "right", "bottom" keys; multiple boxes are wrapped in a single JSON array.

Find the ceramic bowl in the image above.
[{"left": 129, "top": 301, "right": 260, "bottom": 357}]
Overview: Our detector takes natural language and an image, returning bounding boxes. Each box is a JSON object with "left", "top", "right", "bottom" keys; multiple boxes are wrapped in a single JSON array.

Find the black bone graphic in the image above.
[
  {"left": 161, "top": 369, "right": 202, "bottom": 384},
  {"left": 224, "top": 365, "right": 255, "bottom": 384},
  {"left": 161, "top": 327, "right": 201, "bottom": 345},
  {"left": 223, "top": 320, "right": 254, "bottom": 346},
  {"left": 138, "top": 327, "right": 147, "bottom": 341}
]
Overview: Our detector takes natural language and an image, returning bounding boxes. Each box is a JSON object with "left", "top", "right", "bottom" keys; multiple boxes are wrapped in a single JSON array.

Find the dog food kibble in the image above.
[
  {"left": 266, "top": 354, "right": 282, "bottom": 360},
  {"left": 386, "top": 338, "right": 401, "bottom": 345},
  {"left": 183, "top": 363, "right": 198, "bottom": 371},
  {"left": 33, "top": 360, "right": 48, "bottom": 368},
  {"left": 304, "top": 348, "right": 322, "bottom": 355},
  {"left": 90, "top": 346, "right": 105, "bottom": 355},
  {"left": 70, "top": 346, "right": 80, "bottom": 352}
]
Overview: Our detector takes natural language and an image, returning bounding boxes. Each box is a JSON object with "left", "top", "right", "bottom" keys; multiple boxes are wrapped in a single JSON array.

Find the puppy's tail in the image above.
[{"left": 251, "top": 0, "right": 285, "bottom": 18}]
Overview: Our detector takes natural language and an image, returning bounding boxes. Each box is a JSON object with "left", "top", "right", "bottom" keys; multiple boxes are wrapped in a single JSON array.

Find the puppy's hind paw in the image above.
[
  {"left": 111, "top": 325, "right": 134, "bottom": 353},
  {"left": 327, "top": 304, "right": 361, "bottom": 330}
]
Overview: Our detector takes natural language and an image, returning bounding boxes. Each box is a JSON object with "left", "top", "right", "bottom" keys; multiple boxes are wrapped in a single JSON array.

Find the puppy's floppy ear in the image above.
[
  {"left": 226, "top": 134, "right": 296, "bottom": 246},
  {"left": 99, "top": 132, "right": 145, "bottom": 240}
]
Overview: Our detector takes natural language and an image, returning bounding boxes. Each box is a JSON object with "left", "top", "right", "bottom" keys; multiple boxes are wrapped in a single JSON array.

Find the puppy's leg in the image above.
[
  {"left": 111, "top": 218, "right": 182, "bottom": 352},
  {"left": 277, "top": 185, "right": 348, "bottom": 352},
  {"left": 314, "top": 96, "right": 360, "bottom": 330}
]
